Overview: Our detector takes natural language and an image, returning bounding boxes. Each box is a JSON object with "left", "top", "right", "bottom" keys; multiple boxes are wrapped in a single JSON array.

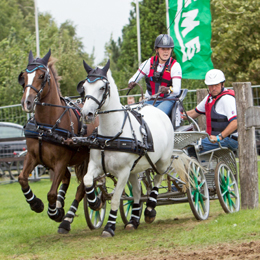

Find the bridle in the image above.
[
  {"left": 83, "top": 74, "right": 110, "bottom": 111},
  {"left": 22, "top": 62, "right": 50, "bottom": 102}
]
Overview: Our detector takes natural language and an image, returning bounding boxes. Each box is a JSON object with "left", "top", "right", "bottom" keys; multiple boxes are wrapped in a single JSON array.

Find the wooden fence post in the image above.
[
  {"left": 233, "top": 82, "right": 258, "bottom": 209},
  {"left": 196, "top": 89, "right": 207, "bottom": 131}
]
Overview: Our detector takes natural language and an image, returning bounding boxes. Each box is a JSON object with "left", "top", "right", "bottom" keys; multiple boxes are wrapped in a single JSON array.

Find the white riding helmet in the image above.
[{"left": 204, "top": 69, "right": 225, "bottom": 85}]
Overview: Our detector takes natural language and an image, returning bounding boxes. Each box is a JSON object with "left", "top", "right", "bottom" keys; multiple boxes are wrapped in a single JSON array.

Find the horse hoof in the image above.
[
  {"left": 57, "top": 228, "right": 70, "bottom": 234},
  {"left": 144, "top": 207, "right": 156, "bottom": 224},
  {"left": 124, "top": 219, "right": 139, "bottom": 230},
  {"left": 101, "top": 223, "right": 115, "bottom": 237},
  {"left": 30, "top": 198, "right": 44, "bottom": 213},
  {"left": 101, "top": 231, "right": 113, "bottom": 238},
  {"left": 125, "top": 224, "right": 135, "bottom": 231},
  {"left": 57, "top": 220, "right": 71, "bottom": 234}
]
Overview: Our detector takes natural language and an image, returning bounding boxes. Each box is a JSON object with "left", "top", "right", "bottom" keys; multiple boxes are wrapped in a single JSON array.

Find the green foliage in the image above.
[
  {"left": 211, "top": 0, "right": 260, "bottom": 86},
  {"left": 0, "top": 0, "right": 93, "bottom": 106}
]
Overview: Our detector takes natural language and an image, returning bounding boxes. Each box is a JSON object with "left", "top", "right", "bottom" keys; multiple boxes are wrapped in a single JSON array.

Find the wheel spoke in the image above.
[
  {"left": 221, "top": 189, "right": 228, "bottom": 197},
  {"left": 230, "top": 191, "right": 238, "bottom": 198},
  {"left": 90, "top": 210, "right": 93, "bottom": 219},
  {"left": 198, "top": 179, "right": 205, "bottom": 189},
  {"left": 199, "top": 193, "right": 206, "bottom": 212},
  {"left": 124, "top": 202, "right": 132, "bottom": 217},
  {"left": 216, "top": 162, "right": 240, "bottom": 214}
]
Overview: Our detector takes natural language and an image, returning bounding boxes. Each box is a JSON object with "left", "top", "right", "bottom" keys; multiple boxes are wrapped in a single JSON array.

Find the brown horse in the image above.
[{"left": 18, "top": 49, "right": 98, "bottom": 233}]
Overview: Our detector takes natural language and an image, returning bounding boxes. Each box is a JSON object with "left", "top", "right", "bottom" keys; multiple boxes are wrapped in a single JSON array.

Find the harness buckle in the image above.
[{"left": 105, "top": 140, "right": 110, "bottom": 147}]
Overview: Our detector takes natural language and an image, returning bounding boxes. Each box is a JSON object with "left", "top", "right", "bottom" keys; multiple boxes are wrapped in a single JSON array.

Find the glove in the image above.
[
  {"left": 158, "top": 86, "right": 170, "bottom": 94},
  {"left": 128, "top": 82, "right": 137, "bottom": 89}
]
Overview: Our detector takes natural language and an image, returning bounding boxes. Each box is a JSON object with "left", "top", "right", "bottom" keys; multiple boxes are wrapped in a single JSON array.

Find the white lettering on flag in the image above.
[
  {"left": 181, "top": 9, "right": 200, "bottom": 38},
  {"left": 184, "top": 36, "right": 200, "bottom": 61}
]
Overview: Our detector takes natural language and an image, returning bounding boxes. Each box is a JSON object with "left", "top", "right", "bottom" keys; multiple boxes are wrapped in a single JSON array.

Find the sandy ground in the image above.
[{"left": 92, "top": 240, "right": 260, "bottom": 260}]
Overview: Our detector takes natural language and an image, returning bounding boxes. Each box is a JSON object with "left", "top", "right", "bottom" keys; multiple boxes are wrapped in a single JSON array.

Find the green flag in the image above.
[{"left": 169, "top": 0, "right": 213, "bottom": 79}]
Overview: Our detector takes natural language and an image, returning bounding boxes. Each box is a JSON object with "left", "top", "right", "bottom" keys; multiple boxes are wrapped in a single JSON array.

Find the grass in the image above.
[{"left": 0, "top": 163, "right": 260, "bottom": 260}]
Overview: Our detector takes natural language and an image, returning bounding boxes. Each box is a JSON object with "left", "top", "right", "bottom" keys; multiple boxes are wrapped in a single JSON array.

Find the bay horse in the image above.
[
  {"left": 78, "top": 59, "right": 174, "bottom": 237},
  {"left": 18, "top": 49, "right": 98, "bottom": 234}
]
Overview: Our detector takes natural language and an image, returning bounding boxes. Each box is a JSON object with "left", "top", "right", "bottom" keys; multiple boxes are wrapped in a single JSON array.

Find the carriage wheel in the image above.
[
  {"left": 119, "top": 180, "right": 144, "bottom": 225},
  {"left": 186, "top": 160, "right": 210, "bottom": 220},
  {"left": 215, "top": 162, "right": 240, "bottom": 213},
  {"left": 83, "top": 186, "right": 106, "bottom": 230}
]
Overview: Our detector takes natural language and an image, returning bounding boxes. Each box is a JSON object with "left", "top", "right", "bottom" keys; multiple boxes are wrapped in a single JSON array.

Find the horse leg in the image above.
[
  {"left": 144, "top": 174, "right": 164, "bottom": 224},
  {"left": 57, "top": 181, "right": 85, "bottom": 234},
  {"left": 101, "top": 170, "right": 130, "bottom": 237},
  {"left": 125, "top": 173, "right": 142, "bottom": 230},
  {"left": 47, "top": 164, "right": 68, "bottom": 222},
  {"left": 52, "top": 167, "right": 71, "bottom": 221},
  {"left": 84, "top": 166, "right": 103, "bottom": 211},
  {"left": 18, "top": 153, "right": 44, "bottom": 213}
]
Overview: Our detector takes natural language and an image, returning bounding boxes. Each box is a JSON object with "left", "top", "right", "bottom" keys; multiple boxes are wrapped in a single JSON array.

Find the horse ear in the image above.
[
  {"left": 28, "top": 50, "right": 34, "bottom": 64},
  {"left": 42, "top": 49, "right": 51, "bottom": 66},
  {"left": 83, "top": 60, "right": 93, "bottom": 74},
  {"left": 102, "top": 59, "right": 110, "bottom": 75}
]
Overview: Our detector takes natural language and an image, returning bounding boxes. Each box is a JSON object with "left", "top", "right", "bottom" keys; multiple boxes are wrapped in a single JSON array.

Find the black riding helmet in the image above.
[{"left": 154, "top": 34, "right": 174, "bottom": 49}]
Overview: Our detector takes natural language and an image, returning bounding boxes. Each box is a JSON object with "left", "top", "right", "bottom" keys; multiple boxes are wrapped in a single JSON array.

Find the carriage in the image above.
[
  {"left": 18, "top": 50, "right": 240, "bottom": 236},
  {"left": 80, "top": 93, "right": 240, "bottom": 229}
]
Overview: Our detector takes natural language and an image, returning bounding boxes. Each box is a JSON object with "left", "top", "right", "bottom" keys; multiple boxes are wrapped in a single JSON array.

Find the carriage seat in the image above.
[{"left": 170, "top": 89, "right": 188, "bottom": 130}]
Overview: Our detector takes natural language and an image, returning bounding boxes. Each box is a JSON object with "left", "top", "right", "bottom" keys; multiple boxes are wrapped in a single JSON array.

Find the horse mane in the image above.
[
  {"left": 107, "top": 69, "right": 120, "bottom": 103},
  {"left": 48, "top": 57, "right": 62, "bottom": 96}
]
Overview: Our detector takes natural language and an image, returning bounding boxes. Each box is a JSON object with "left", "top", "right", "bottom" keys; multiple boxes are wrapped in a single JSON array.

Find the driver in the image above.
[
  {"left": 185, "top": 69, "right": 238, "bottom": 155},
  {"left": 128, "top": 34, "right": 182, "bottom": 116}
]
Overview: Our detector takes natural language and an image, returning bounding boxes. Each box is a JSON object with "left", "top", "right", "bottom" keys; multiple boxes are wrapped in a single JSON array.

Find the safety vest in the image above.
[
  {"left": 145, "top": 56, "right": 176, "bottom": 98},
  {"left": 205, "top": 89, "right": 236, "bottom": 135}
]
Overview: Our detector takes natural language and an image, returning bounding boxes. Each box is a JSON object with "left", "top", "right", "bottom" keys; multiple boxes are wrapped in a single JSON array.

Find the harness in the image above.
[
  {"left": 73, "top": 71, "right": 169, "bottom": 174},
  {"left": 24, "top": 98, "right": 84, "bottom": 168},
  {"left": 145, "top": 56, "right": 176, "bottom": 97},
  {"left": 20, "top": 60, "right": 85, "bottom": 167},
  {"left": 205, "top": 89, "right": 236, "bottom": 135}
]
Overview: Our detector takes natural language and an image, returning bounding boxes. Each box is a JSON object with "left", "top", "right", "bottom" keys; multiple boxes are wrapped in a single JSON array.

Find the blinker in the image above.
[{"left": 18, "top": 71, "right": 25, "bottom": 87}]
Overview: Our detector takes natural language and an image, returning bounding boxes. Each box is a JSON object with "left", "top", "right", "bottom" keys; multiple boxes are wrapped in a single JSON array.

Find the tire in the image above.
[
  {"left": 186, "top": 160, "right": 210, "bottom": 220},
  {"left": 215, "top": 162, "right": 240, "bottom": 213},
  {"left": 83, "top": 186, "right": 106, "bottom": 230},
  {"left": 119, "top": 180, "right": 144, "bottom": 225}
]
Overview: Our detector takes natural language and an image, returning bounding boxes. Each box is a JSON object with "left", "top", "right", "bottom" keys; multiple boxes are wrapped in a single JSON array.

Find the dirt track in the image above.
[{"left": 94, "top": 240, "right": 260, "bottom": 260}]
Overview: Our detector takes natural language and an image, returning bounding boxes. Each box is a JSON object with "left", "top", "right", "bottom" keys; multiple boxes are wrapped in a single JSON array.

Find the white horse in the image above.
[{"left": 79, "top": 60, "right": 174, "bottom": 237}]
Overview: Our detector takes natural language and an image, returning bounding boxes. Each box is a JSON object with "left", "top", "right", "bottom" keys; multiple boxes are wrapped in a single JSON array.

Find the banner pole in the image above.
[
  {"left": 165, "top": 0, "right": 170, "bottom": 35},
  {"left": 136, "top": 0, "right": 142, "bottom": 65},
  {"left": 34, "top": 0, "right": 40, "bottom": 57}
]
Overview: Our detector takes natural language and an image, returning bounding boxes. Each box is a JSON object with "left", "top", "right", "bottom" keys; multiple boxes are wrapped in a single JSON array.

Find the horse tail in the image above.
[
  {"left": 172, "top": 153, "right": 203, "bottom": 192},
  {"left": 74, "top": 158, "right": 89, "bottom": 183}
]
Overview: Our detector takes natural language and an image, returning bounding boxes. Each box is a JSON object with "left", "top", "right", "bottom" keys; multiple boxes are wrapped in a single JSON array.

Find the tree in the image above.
[
  {"left": 211, "top": 0, "right": 260, "bottom": 86},
  {"left": 0, "top": 0, "right": 93, "bottom": 106}
]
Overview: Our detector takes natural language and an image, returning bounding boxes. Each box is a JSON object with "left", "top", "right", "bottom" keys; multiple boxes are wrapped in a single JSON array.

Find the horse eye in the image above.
[
  {"left": 39, "top": 74, "right": 44, "bottom": 79},
  {"left": 100, "top": 86, "right": 105, "bottom": 91}
]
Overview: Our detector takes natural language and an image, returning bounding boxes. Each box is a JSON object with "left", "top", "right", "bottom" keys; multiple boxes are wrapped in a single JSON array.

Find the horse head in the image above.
[
  {"left": 78, "top": 59, "right": 111, "bottom": 123},
  {"left": 19, "top": 49, "right": 51, "bottom": 112}
]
